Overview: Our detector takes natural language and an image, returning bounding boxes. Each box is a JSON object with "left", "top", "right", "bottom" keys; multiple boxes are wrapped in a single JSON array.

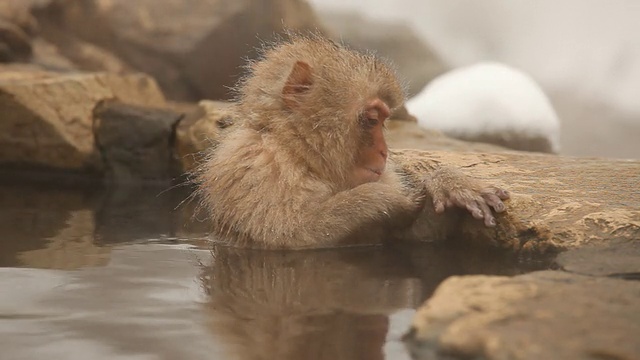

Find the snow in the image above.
[{"left": 406, "top": 63, "right": 560, "bottom": 152}]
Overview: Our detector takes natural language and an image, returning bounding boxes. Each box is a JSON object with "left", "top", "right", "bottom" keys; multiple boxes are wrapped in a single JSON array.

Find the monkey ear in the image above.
[{"left": 282, "top": 61, "right": 314, "bottom": 108}]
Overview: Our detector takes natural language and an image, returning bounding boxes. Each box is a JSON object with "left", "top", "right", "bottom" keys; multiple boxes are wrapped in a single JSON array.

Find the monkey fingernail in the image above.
[
  {"left": 486, "top": 217, "right": 497, "bottom": 227},
  {"left": 470, "top": 208, "right": 484, "bottom": 219},
  {"left": 498, "top": 189, "right": 510, "bottom": 199}
]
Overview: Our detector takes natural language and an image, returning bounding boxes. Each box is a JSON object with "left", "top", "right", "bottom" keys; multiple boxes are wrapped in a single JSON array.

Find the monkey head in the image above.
[{"left": 237, "top": 35, "right": 406, "bottom": 189}]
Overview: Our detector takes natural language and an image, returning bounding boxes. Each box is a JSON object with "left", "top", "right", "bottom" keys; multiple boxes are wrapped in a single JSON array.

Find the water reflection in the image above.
[
  {"left": 200, "top": 243, "right": 537, "bottom": 360},
  {"left": 0, "top": 181, "right": 207, "bottom": 269}
]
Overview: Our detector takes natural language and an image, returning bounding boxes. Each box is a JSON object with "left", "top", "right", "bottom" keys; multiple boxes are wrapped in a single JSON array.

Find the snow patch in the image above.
[{"left": 407, "top": 63, "right": 561, "bottom": 153}]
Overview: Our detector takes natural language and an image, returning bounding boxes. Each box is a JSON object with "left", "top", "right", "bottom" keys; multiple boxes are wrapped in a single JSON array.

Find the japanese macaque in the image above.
[{"left": 195, "top": 34, "right": 509, "bottom": 249}]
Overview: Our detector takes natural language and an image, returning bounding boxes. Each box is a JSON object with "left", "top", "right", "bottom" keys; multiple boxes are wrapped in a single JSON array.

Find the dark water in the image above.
[{"left": 0, "top": 181, "right": 548, "bottom": 360}]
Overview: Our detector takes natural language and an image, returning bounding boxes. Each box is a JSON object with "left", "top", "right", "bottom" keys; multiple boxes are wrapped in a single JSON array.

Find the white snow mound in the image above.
[{"left": 407, "top": 62, "right": 561, "bottom": 153}]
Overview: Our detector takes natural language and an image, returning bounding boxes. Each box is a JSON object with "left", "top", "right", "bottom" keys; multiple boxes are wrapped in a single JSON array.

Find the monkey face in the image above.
[{"left": 352, "top": 98, "right": 391, "bottom": 186}]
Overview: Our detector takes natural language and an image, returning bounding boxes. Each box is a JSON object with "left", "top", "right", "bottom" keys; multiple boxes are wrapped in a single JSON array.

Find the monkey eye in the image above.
[{"left": 359, "top": 113, "right": 380, "bottom": 128}]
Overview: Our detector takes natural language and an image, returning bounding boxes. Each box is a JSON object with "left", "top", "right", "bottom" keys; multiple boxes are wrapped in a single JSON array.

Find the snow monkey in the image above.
[{"left": 196, "top": 34, "right": 509, "bottom": 248}]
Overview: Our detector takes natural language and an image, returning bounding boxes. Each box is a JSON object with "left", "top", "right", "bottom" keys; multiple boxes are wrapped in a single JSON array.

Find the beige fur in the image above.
[
  {"left": 195, "top": 34, "right": 509, "bottom": 249},
  {"left": 195, "top": 35, "right": 422, "bottom": 248}
]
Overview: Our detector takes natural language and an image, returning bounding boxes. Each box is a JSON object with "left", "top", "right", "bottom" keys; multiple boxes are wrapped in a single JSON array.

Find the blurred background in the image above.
[
  {"left": 310, "top": 0, "right": 640, "bottom": 159},
  {"left": 2, "top": 0, "right": 639, "bottom": 174}
]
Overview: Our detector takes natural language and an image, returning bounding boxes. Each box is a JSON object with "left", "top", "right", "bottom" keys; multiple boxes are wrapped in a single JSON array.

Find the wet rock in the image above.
[
  {"left": 557, "top": 241, "right": 640, "bottom": 279},
  {"left": 94, "top": 101, "right": 183, "bottom": 183},
  {"left": 404, "top": 270, "right": 640, "bottom": 360},
  {"left": 0, "top": 72, "right": 166, "bottom": 173},
  {"left": 34, "top": 0, "right": 323, "bottom": 101},
  {"left": 393, "top": 150, "right": 640, "bottom": 253},
  {"left": 320, "top": 11, "right": 447, "bottom": 97}
]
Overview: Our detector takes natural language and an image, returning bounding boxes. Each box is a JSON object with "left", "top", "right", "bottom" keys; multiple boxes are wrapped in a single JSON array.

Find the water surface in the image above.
[{"left": 0, "top": 182, "right": 548, "bottom": 360}]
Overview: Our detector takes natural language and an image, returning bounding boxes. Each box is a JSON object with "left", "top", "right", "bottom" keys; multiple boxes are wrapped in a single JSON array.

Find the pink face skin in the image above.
[{"left": 352, "top": 98, "right": 391, "bottom": 186}]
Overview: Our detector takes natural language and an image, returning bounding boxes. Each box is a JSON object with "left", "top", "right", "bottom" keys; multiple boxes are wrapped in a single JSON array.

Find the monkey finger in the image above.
[
  {"left": 433, "top": 199, "right": 446, "bottom": 214},
  {"left": 495, "top": 188, "right": 510, "bottom": 200},
  {"left": 445, "top": 198, "right": 455, "bottom": 208},
  {"left": 482, "top": 193, "right": 506, "bottom": 213},
  {"left": 413, "top": 192, "right": 428, "bottom": 211},
  {"left": 477, "top": 200, "right": 497, "bottom": 227},
  {"left": 464, "top": 201, "right": 484, "bottom": 220}
]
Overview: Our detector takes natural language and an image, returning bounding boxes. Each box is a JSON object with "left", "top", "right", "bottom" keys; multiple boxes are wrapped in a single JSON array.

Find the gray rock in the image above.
[
  {"left": 557, "top": 241, "right": 640, "bottom": 279},
  {"left": 94, "top": 101, "right": 183, "bottom": 183}
]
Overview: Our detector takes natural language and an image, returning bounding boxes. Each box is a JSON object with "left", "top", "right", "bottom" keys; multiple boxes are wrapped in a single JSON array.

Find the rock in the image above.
[
  {"left": 94, "top": 101, "right": 183, "bottom": 183},
  {"left": 320, "top": 11, "right": 447, "bottom": 97},
  {"left": 0, "top": 18, "right": 33, "bottom": 62},
  {"left": 0, "top": 0, "right": 44, "bottom": 62},
  {"left": 34, "top": 0, "right": 324, "bottom": 101},
  {"left": 404, "top": 270, "right": 640, "bottom": 360},
  {"left": 0, "top": 63, "right": 57, "bottom": 81},
  {"left": 391, "top": 150, "right": 640, "bottom": 254},
  {"left": 0, "top": 0, "right": 42, "bottom": 35},
  {"left": 34, "top": 30, "right": 130, "bottom": 73},
  {"left": 29, "top": 38, "right": 77, "bottom": 71},
  {"left": 407, "top": 63, "right": 560, "bottom": 154},
  {"left": 0, "top": 72, "right": 166, "bottom": 173},
  {"left": 557, "top": 241, "right": 640, "bottom": 279}
]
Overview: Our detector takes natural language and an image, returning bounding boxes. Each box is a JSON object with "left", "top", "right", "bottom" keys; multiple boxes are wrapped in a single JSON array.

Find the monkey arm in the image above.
[{"left": 297, "top": 182, "right": 424, "bottom": 246}]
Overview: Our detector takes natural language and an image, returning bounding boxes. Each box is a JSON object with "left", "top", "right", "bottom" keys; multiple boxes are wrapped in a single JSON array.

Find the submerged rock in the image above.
[{"left": 404, "top": 270, "right": 640, "bottom": 360}]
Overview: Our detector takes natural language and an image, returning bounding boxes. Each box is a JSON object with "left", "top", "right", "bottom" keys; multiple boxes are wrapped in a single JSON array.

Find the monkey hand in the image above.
[{"left": 423, "top": 167, "right": 510, "bottom": 227}]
